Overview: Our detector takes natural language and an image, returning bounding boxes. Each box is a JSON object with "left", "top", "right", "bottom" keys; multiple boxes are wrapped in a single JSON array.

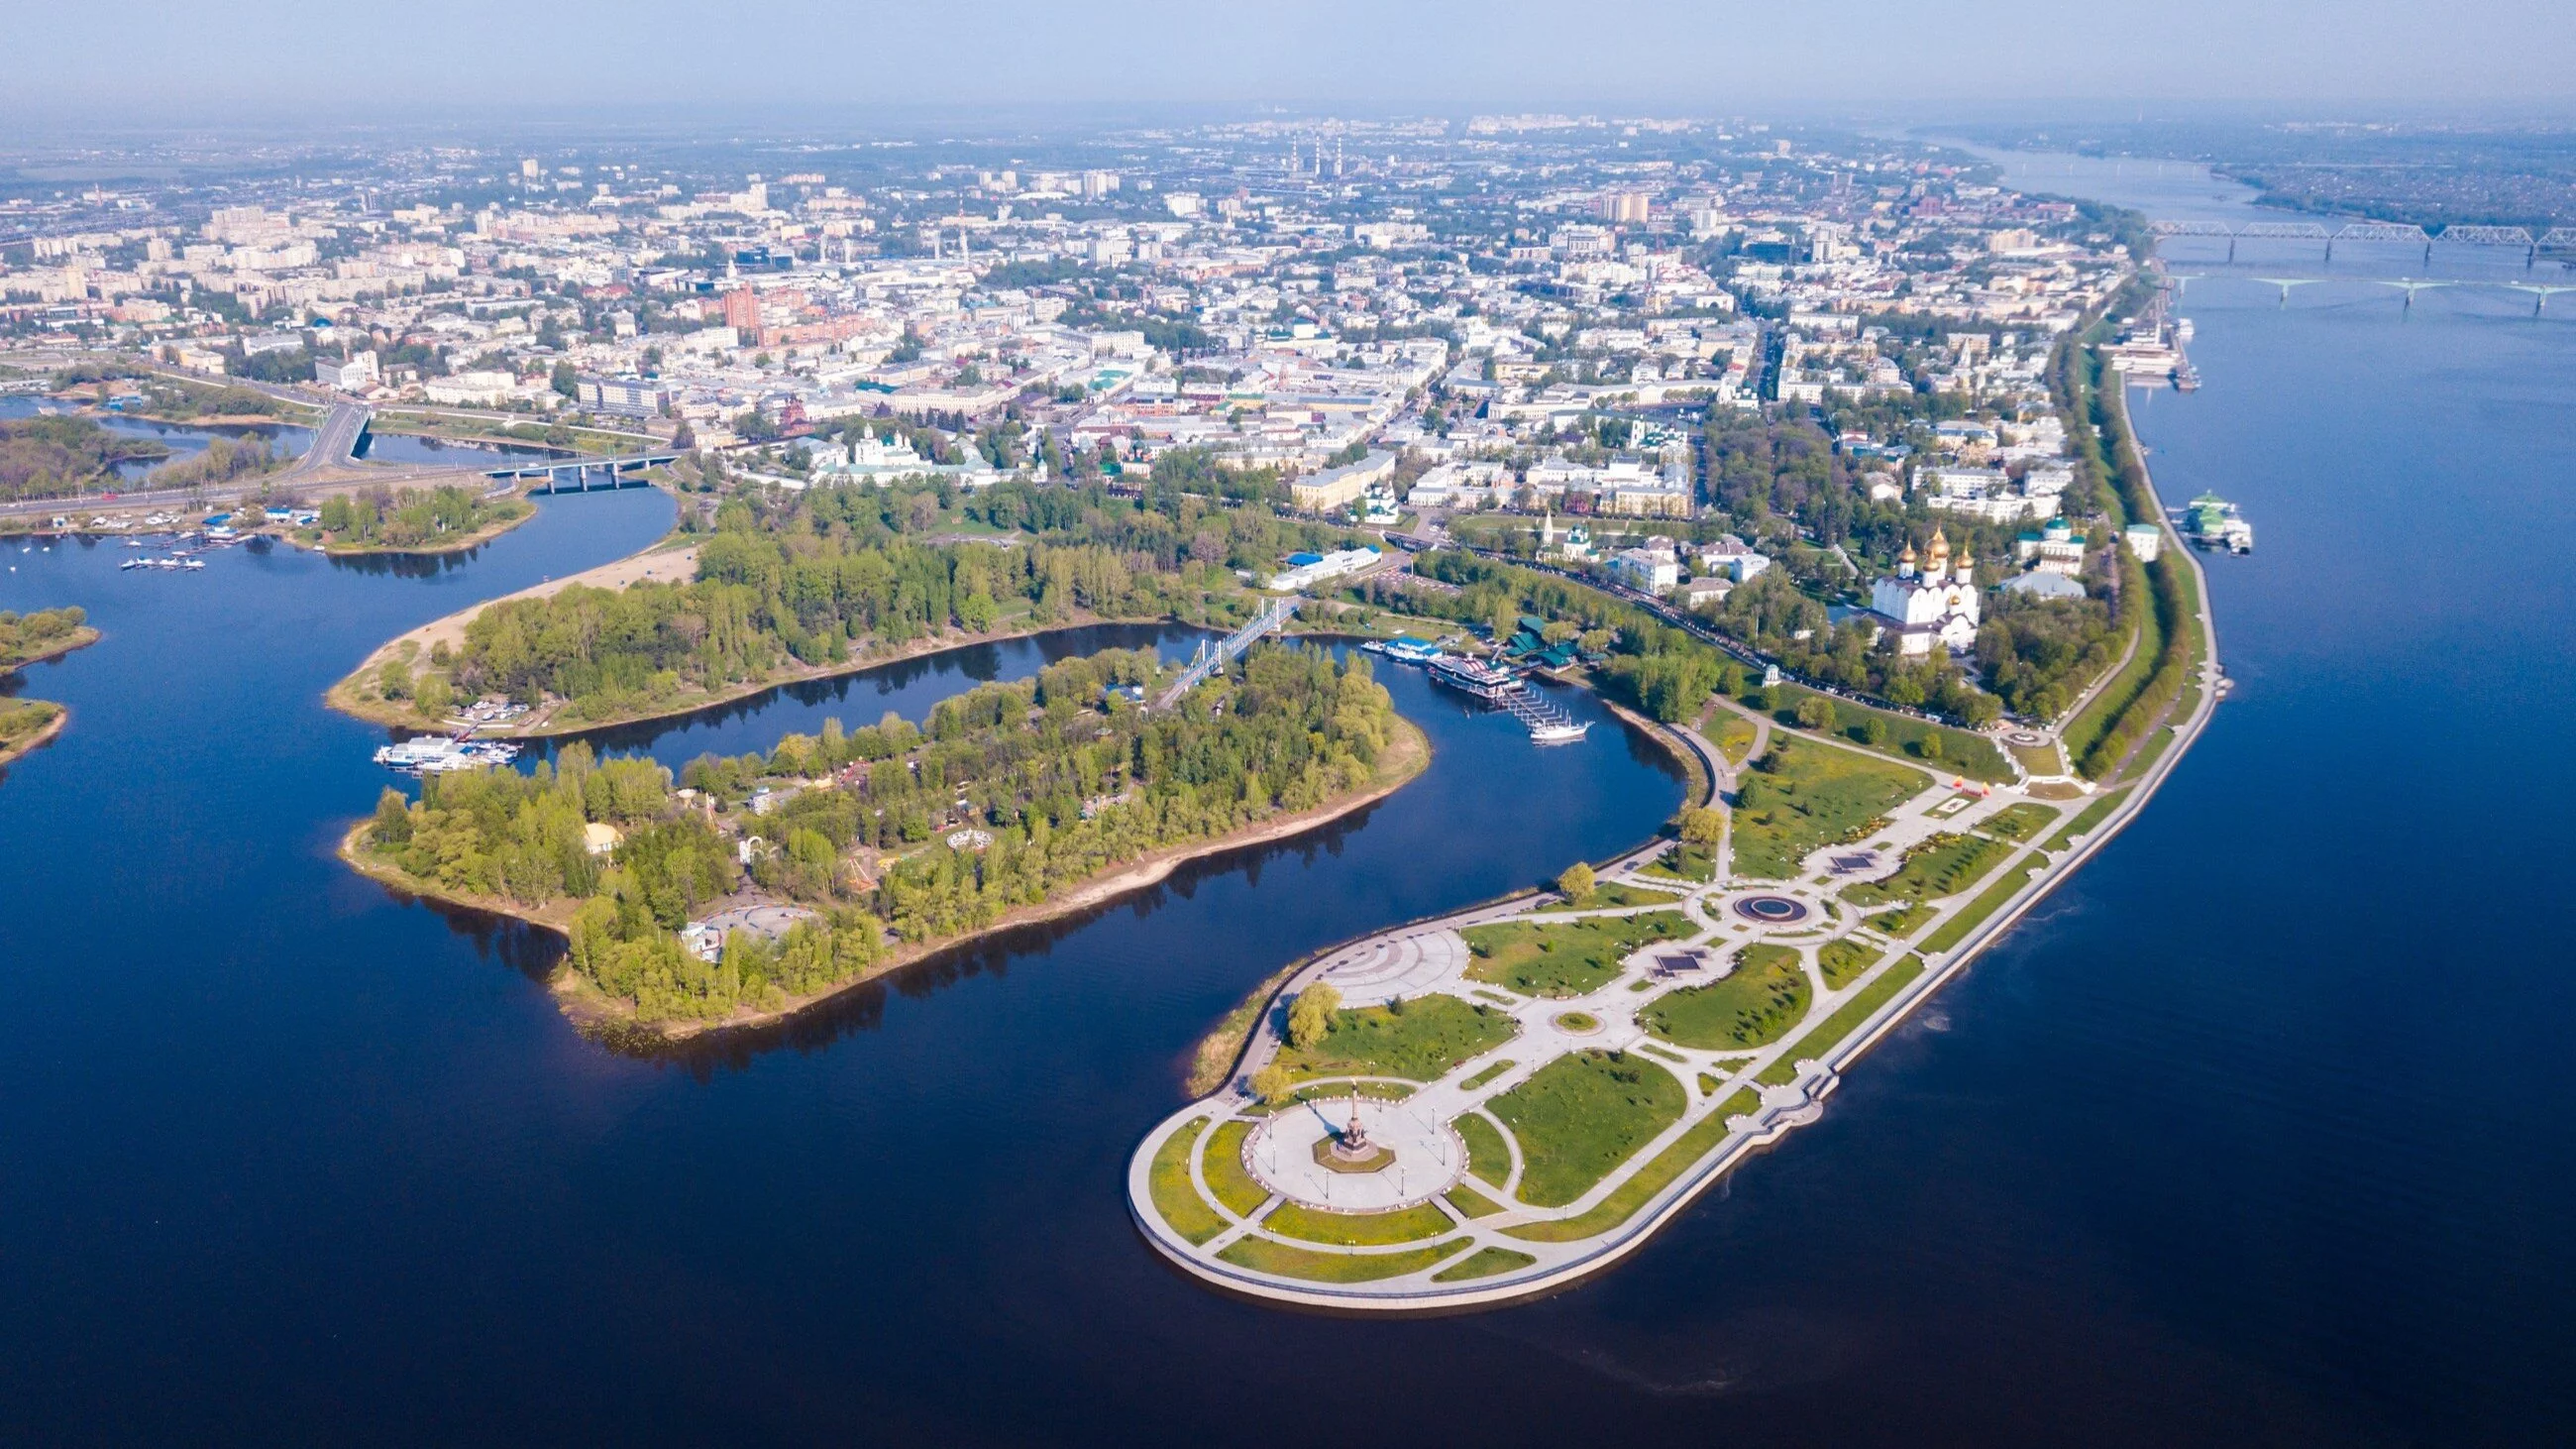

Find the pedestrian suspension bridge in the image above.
[{"left": 1155, "top": 596, "right": 1300, "bottom": 710}]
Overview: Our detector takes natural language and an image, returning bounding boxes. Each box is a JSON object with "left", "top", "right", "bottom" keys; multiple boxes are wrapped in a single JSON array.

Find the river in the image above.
[{"left": 2, "top": 152, "right": 2571, "bottom": 1441}]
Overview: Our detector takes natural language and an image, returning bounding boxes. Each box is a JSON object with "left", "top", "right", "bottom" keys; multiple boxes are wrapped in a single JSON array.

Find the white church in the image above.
[{"left": 1868, "top": 528, "right": 1981, "bottom": 656}]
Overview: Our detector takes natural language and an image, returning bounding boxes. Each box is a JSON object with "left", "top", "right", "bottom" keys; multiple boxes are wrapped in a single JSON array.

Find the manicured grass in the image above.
[
  {"left": 1980, "top": 802, "right": 2061, "bottom": 842},
  {"left": 1543, "top": 880, "right": 1681, "bottom": 912},
  {"left": 1639, "top": 943, "right": 1812, "bottom": 1050},
  {"left": 2040, "top": 787, "right": 2129, "bottom": 854},
  {"left": 1452, "top": 1111, "right": 1514, "bottom": 1185},
  {"left": 1639, "top": 842, "right": 1718, "bottom": 883},
  {"left": 1635, "top": 1043, "right": 1688, "bottom": 1065},
  {"left": 1432, "top": 1246, "right": 1538, "bottom": 1282},
  {"left": 1755, "top": 682, "right": 2014, "bottom": 783},
  {"left": 1732, "top": 738, "right": 1930, "bottom": 879},
  {"left": 1273, "top": 993, "right": 1520, "bottom": 1082},
  {"left": 1758, "top": 955, "right": 1928, "bottom": 1085},
  {"left": 1202, "top": 1120, "right": 1272, "bottom": 1218},
  {"left": 1262, "top": 1199, "right": 1456, "bottom": 1247},
  {"left": 1445, "top": 1183, "right": 1505, "bottom": 1219},
  {"left": 2010, "top": 740, "right": 2066, "bottom": 775},
  {"left": 1554, "top": 1011, "right": 1600, "bottom": 1033},
  {"left": 1147, "top": 1119, "right": 1227, "bottom": 1245},
  {"left": 1487, "top": 1050, "right": 1687, "bottom": 1208},
  {"left": 1459, "top": 1059, "right": 1515, "bottom": 1091},
  {"left": 1818, "top": 937, "right": 1883, "bottom": 990},
  {"left": 1461, "top": 911, "right": 1694, "bottom": 998},
  {"left": 1218, "top": 1235, "right": 1471, "bottom": 1283},
  {"left": 1839, "top": 832, "right": 2018, "bottom": 908},
  {"left": 1504, "top": 1088, "right": 1760, "bottom": 1243},
  {"left": 1708, "top": 713, "right": 1761, "bottom": 765},
  {"left": 1920, "top": 862, "right": 2044, "bottom": 955},
  {"left": 1868, "top": 901, "right": 1933, "bottom": 937}
]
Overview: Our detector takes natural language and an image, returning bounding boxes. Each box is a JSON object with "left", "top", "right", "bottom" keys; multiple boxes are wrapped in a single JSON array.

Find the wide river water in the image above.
[{"left": 4, "top": 154, "right": 2573, "bottom": 1443}]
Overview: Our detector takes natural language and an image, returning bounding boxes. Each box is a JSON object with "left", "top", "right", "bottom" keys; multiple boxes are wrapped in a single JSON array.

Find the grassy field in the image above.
[
  {"left": 1504, "top": 1088, "right": 1760, "bottom": 1243},
  {"left": 1487, "top": 1051, "right": 1687, "bottom": 1207},
  {"left": 1752, "top": 683, "right": 2014, "bottom": 783},
  {"left": 1445, "top": 1183, "right": 1505, "bottom": 1219},
  {"left": 1839, "top": 833, "right": 2019, "bottom": 908},
  {"left": 1273, "top": 993, "right": 1519, "bottom": 1081},
  {"left": 1638, "top": 842, "right": 1718, "bottom": 883},
  {"left": 1867, "top": 901, "right": 1933, "bottom": 937},
  {"left": 1818, "top": 937, "right": 1883, "bottom": 990},
  {"left": 1543, "top": 880, "right": 1683, "bottom": 912},
  {"left": 1461, "top": 911, "right": 1694, "bottom": 998},
  {"left": 1146, "top": 1119, "right": 1227, "bottom": 1244},
  {"left": 2040, "top": 787, "right": 2130, "bottom": 854},
  {"left": 1201, "top": 1120, "right": 1272, "bottom": 1218},
  {"left": 1980, "top": 802, "right": 2062, "bottom": 842},
  {"left": 1758, "top": 955, "right": 1929, "bottom": 1085},
  {"left": 1261, "top": 1199, "right": 1456, "bottom": 1247},
  {"left": 1920, "top": 862, "right": 2044, "bottom": 955},
  {"left": 1218, "top": 1235, "right": 1470, "bottom": 1283},
  {"left": 1732, "top": 738, "right": 1929, "bottom": 878},
  {"left": 1453, "top": 1111, "right": 1513, "bottom": 1185},
  {"left": 1431, "top": 1245, "right": 1539, "bottom": 1282},
  {"left": 1640, "top": 944, "right": 1812, "bottom": 1050},
  {"left": 1707, "top": 713, "right": 1761, "bottom": 765}
]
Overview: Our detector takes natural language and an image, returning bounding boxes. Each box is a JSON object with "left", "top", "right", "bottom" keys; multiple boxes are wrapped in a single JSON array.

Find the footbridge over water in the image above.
[{"left": 1154, "top": 595, "right": 1299, "bottom": 710}]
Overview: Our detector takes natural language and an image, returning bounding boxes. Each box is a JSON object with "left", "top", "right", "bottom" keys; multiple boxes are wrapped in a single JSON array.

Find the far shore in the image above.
[
  {"left": 339, "top": 716, "right": 1432, "bottom": 1042},
  {"left": 0, "top": 704, "right": 70, "bottom": 769}
]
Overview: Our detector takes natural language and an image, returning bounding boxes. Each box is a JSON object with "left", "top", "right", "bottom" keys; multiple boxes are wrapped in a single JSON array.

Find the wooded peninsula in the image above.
[{"left": 345, "top": 643, "right": 1425, "bottom": 1034}]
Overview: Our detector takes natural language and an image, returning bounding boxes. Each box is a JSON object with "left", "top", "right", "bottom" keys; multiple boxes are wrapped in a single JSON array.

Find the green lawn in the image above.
[
  {"left": 1504, "top": 1088, "right": 1760, "bottom": 1243},
  {"left": 1432, "top": 1245, "right": 1539, "bottom": 1282},
  {"left": 1920, "top": 862, "right": 2044, "bottom": 955},
  {"left": 1818, "top": 937, "right": 1883, "bottom": 990},
  {"left": 1261, "top": 1199, "right": 1456, "bottom": 1247},
  {"left": 1201, "top": 1120, "right": 1272, "bottom": 1218},
  {"left": 1868, "top": 901, "right": 1933, "bottom": 937},
  {"left": 1459, "top": 1059, "right": 1515, "bottom": 1091},
  {"left": 1708, "top": 713, "right": 1761, "bottom": 765},
  {"left": 1218, "top": 1235, "right": 1470, "bottom": 1283},
  {"left": 2040, "top": 787, "right": 2129, "bottom": 854},
  {"left": 1452, "top": 1111, "right": 1514, "bottom": 1185},
  {"left": 1980, "top": 802, "right": 2061, "bottom": 842},
  {"left": 1146, "top": 1119, "right": 1227, "bottom": 1245},
  {"left": 1839, "top": 833, "right": 2018, "bottom": 908},
  {"left": 1639, "top": 943, "right": 1812, "bottom": 1050},
  {"left": 1755, "top": 682, "right": 2014, "bottom": 783},
  {"left": 1759, "top": 955, "right": 1928, "bottom": 1084},
  {"left": 1487, "top": 1050, "right": 1687, "bottom": 1208},
  {"left": 1445, "top": 1183, "right": 1505, "bottom": 1219},
  {"left": 1732, "top": 739, "right": 1929, "bottom": 879},
  {"left": 1638, "top": 842, "right": 1719, "bottom": 883},
  {"left": 1273, "top": 993, "right": 1519, "bottom": 1082},
  {"left": 1461, "top": 911, "right": 1694, "bottom": 998},
  {"left": 1544, "top": 880, "right": 1682, "bottom": 912}
]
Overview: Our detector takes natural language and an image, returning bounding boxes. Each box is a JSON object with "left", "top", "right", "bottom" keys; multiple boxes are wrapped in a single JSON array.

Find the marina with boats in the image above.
[{"left": 1363, "top": 638, "right": 1592, "bottom": 743}]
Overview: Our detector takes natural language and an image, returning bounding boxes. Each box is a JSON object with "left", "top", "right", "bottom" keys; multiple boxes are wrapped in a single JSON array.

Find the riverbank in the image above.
[
  {"left": 343, "top": 715, "right": 1431, "bottom": 1043},
  {"left": 0, "top": 702, "right": 69, "bottom": 769},
  {"left": 316, "top": 498, "right": 537, "bottom": 559},
  {"left": 327, "top": 540, "right": 1250, "bottom": 736}
]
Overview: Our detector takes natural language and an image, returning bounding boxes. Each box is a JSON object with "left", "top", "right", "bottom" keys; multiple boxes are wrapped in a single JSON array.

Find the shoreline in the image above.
[
  {"left": 341, "top": 716, "right": 1432, "bottom": 1043},
  {"left": 316, "top": 499, "right": 538, "bottom": 559},
  {"left": 1127, "top": 333, "right": 2228, "bottom": 1315},
  {"left": 0, "top": 704, "right": 71, "bottom": 769}
]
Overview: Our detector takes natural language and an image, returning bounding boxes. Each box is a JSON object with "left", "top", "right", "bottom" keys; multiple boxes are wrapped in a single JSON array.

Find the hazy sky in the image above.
[{"left": 8, "top": 0, "right": 2574, "bottom": 119}]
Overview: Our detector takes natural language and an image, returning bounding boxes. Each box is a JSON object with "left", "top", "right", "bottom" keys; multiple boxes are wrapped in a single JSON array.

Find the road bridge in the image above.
[{"left": 2151, "top": 218, "right": 2567, "bottom": 267}]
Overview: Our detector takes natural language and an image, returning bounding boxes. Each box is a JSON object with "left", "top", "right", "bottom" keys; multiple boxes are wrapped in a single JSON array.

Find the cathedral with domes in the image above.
[{"left": 1868, "top": 528, "right": 1981, "bottom": 656}]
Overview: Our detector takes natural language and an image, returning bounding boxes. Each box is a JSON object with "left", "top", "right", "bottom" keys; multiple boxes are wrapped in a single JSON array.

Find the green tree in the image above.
[
  {"left": 1250, "top": 1062, "right": 1295, "bottom": 1104},
  {"left": 1287, "top": 983, "right": 1341, "bottom": 1051},
  {"left": 1861, "top": 716, "right": 1889, "bottom": 747},
  {"left": 1796, "top": 695, "right": 1838, "bottom": 731},
  {"left": 550, "top": 360, "right": 580, "bottom": 399},
  {"left": 1556, "top": 861, "right": 1596, "bottom": 902},
  {"left": 1677, "top": 806, "right": 1726, "bottom": 845}
]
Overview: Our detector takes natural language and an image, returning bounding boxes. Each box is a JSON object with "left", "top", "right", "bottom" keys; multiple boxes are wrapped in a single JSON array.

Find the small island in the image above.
[
  {"left": 0, "top": 606, "right": 101, "bottom": 768},
  {"left": 343, "top": 643, "right": 1427, "bottom": 1037}
]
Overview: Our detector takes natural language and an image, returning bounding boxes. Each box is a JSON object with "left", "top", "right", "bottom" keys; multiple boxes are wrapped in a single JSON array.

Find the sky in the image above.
[{"left": 6, "top": 0, "right": 2574, "bottom": 121}]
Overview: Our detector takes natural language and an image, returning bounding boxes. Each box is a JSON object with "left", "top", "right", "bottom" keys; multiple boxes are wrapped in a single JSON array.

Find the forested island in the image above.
[
  {"left": 0, "top": 607, "right": 100, "bottom": 767},
  {"left": 330, "top": 474, "right": 1370, "bottom": 734},
  {"left": 345, "top": 643, "right": 1425, "bottom": 1033},
  {"left": 310, "top": 485, "right": 532, "bottom": 555}
]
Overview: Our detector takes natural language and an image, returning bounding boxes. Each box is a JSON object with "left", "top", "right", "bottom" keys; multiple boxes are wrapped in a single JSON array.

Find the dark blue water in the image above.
[
  {"left": 5, "top": 149, "right": 2571, "bottom": 1440},
  {"left": 0, "top": 486, "right": 1698, "bottom": 1445}
]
